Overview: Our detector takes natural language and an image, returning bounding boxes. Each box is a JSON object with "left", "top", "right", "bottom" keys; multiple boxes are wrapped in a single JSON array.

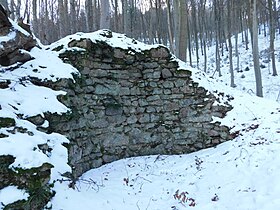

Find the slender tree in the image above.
[
  {"left": 166, "top": 0, "right": 174, "bottom": 53},
  {"left": 100, "top": 0, "right": 110, "bottom": 29},
  {"left": 268, "top": 0, "right": 277, "bottom": 76},
  {"left": 179, "top": 0, "right": 187, "bottom": 61},
  {"left": 190, "top": 0, "right": 199, "bottom": 67},
  {"left": 85, "top": 0, "right": 94, "bottom": 31},
  {"left": 250, "top": 0, "right": 263, "bottom": 97},
  {"left": 227, "top": 0, "right": 235, "bottom": 87},
  {"left": 70, "top": 0, "right": 77, "bottom": 34},
  {"left": 213, "top": 0, "right": 221, "bottom": 76}
]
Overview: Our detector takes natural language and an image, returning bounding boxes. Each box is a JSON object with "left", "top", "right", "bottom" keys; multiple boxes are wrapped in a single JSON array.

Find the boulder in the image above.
[{"left": 0, "top": 4, "right": 36, "bottom": 66}]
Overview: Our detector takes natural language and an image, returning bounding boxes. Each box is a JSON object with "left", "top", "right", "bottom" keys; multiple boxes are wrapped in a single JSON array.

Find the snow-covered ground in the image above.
[{"left": 0, "top": 28, "right": 279, "bottom": 210}]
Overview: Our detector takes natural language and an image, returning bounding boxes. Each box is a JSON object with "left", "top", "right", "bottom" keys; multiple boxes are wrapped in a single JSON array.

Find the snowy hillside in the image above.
[
  {"left": 0, "top": 27, "right": 279, "bottom": 210},
  {"left": 193, "top": 30, "right": 280, "bottom": 102}
]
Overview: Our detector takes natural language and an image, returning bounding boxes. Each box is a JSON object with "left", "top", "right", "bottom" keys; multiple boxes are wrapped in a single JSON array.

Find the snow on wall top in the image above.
[{"left": 49, "top": 29, "right": 163, "bottom": 53}]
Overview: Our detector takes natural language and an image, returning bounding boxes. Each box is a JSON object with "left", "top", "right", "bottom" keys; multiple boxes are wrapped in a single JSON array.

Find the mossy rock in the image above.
[
  {"left": 52, "top": 45, "right": 64, "bottom": 52},
  {"left": 0, "top": 117, "right": 16, "bottom": 128},
  {"left": 25, "top": 115, "right": 45, "bottom": 126},
  {"left": 0, "top": 80, "right": 11, "bottom": 89},
  {"left": 175, "top": 69, "right": 192, "bottom": 77},
  {"left": 4, "top": 183, "right": 54, "bottom": 210},
  {"left": 0, "top": 158, "right": 54, "bottom": 209}
]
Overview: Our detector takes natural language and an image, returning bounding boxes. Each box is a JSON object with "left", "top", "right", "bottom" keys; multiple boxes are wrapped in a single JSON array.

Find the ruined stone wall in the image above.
[{"left": 47, "top": 36, "right": 233, "bottom": 178}]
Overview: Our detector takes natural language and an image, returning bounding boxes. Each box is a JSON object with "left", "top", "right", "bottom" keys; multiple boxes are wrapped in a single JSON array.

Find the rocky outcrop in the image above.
[
  {"left": 0, "top": 5, "right": 11, "bottom": 29},
  {"left": 44, "top": 30, "right": 234, "bottom": 178},
  {"left": 0, "top": 4, "right": 36, "bottom": 66}
]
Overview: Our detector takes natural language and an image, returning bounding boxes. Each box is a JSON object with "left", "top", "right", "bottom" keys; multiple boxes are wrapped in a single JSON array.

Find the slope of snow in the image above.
[
  {"left": 0, "top": 29, "right": 279, "bottom": 209},
  {"left": 190, "top": 30, "right": 280, "bottom": 102}
]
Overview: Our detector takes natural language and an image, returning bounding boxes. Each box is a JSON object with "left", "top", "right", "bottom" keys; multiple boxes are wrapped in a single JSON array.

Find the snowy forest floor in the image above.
[{"left": 0, "top": 28, "right": 280, "bottom": 210}]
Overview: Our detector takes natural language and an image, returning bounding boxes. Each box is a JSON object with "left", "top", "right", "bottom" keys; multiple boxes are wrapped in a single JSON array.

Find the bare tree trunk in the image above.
[
  {"left": 155, "top": 0, "right": 162, "bottom": 44},
  {"left": 22, "top": 0, "right": 30, "bottom": 22},
  {"left": 10, "top": 0, "right": 15, "bottom": 19},
  {"left": 32, "top": 0, "right": 38, "bottom": 35},
  {"left": 191, "top": 0, "right": 199, "bottom": 67},
  {"left": 268, "top": 0, "right": 278, "bottom": 76},
  {"left": 64, "top": 0, "right": 71, "bottom": 35},
  {"left": 250, "top": 0, "right": 263, "bottom": 97},
  {"left": 199, "top": 0, "right": 207, "bottom": 72},
  {"left": 227, "top": 0, "right": 235, "bottom": 87},
  {"left": 214, "top": 0, "right": 221, "bottom": 76},
  {"left": 148, "top": 0, "right": 155, "bottom": 44},
  {"left": 70, "top": 0, "right": 77, "bottom": 34},
  {"left": 15, "top": 0, "right": 21, "bottom": 19},
  {"left": 166, "top": 0, "right": 174, "bottom": 53},
  {"left": 187, "top": 11, "right": 192, "bottom": 67},
  {"left": 234, "top": 2, "right": 240, "bottom": 72},
  {"left": 100, "top": 0, "right": 110, "bottom": 29},
  {"left": 122, "top": 0, "right": 128, "bottom": 34},
  {"left": 114, "top": 0, "right": 118, "bottom": 32},
  {"left": 85, "top": 0, "right": 93, "bottom": 31},
  {"left": 173, "top": 0, "right": 180, "bottom": 58},
  {"left": 235, "top": 32, "right": 240, "bottom": 72},
  {"left": 58, "top": 0, "right": 64, "bottom": 37},
  {"left": 178, "top": 0, "right": 187, "bottom": 61}
]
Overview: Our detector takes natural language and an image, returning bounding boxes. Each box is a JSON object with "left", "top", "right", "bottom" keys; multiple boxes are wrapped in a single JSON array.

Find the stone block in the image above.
[
  {"left": 127, "top": 115, "right": 138, "bottom": 124},
  {"left": 146, "top": 95, "right": 160, "bottom": 102},
  {"left": 150, "top": 46, "right": 170, "bottom": 58},
  {"left": 162, "top": 81, "right": 174, "bottom": 88},
  {"left": 161, "top": 68, "right": 173, "bottom": 78},
  {"left": 138, "top": 114, "right": 150, "bottom": 123}
]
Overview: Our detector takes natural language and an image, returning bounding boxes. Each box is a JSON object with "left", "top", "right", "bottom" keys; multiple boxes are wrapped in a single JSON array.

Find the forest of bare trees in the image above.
[{"left": 0, "top": 0, "right": 279, "bottom": 97}]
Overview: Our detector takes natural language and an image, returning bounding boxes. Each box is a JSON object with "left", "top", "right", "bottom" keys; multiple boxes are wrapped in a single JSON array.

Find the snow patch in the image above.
[{"left": 0, "top": 186, "right": 28, "bottom": 209}]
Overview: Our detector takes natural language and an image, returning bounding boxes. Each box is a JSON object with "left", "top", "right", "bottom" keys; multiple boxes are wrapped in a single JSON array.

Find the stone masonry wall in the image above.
[{"left": 45, "top": 32, "right": 233, "bottom": 178}]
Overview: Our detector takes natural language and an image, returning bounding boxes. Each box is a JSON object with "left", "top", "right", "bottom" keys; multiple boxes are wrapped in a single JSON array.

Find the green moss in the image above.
[
  {"left": 24, "top": 181, "right": 54, "bottom": 210},
  {"left": 3, "top": 199, "right": 27, "bottom": 210},
  {"left": 105, "top": 103, "right": 122, "bottom": 109},
  {"left": 58, "top": 94, "right": 69, "bottom": 102},
  {"left": 58, "top": 49, "right": 86, "bottom": 70},
  {"left": 52, "top": 45, "right": 64, "bottom": 52},
  {"left": 0, "top": 117, "right": 16, "bottom": 128},
  {"left": 4, "top": 183, "right": 54, "bottom": 210},
  {"left": 0, "top": 159, "right": 54, "bottom": 209},
  {"left": 100, "top": 146, "right": 105, "bottom": 154},
  {"left": 197, "top": 131, "right": 209, "bottom": 145},
  {"left": 176, "top": 69, "right": 192, "bottom": 76}
]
